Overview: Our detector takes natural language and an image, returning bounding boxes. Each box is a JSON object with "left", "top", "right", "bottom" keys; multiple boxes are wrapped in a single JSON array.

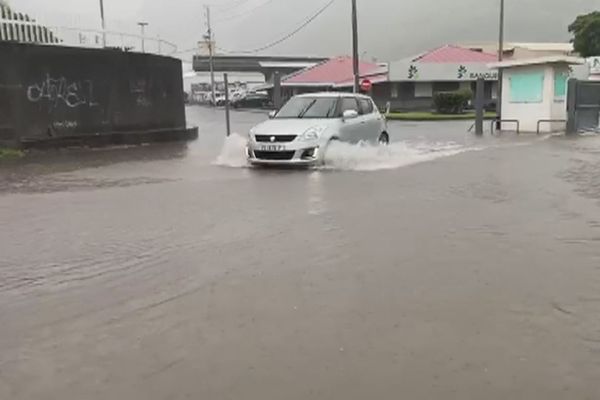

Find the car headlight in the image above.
[
  {"left": 248, "top": 130, "right": 255, "bottom": 141},
  {"left": 298, "top": 126, "right": 325, "bottom": 141}
]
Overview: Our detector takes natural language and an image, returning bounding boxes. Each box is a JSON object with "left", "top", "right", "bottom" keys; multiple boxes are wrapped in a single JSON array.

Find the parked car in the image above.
[
  {"left": 232, "top": 92, "right": 271, "bottom": 109},
  {"left": 210, "top": 92, "right": 226, "bottom": 106},
  {"left": 246, "top": 93, "right": 389, "bottom": 166}
]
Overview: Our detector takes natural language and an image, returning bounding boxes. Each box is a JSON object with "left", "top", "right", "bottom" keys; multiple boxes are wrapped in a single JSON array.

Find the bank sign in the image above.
[
  {"left": 398, "top": 63, "right": 499, "bottom": 81},
  {"left": 458, "top": 65, "right": 498, "bottom": 80},
  {"left": 468, "top": 71, "right": 498, "bottom": 80},
  {"left": 589, "top": 57, "right": 600, "bottom": 74}
]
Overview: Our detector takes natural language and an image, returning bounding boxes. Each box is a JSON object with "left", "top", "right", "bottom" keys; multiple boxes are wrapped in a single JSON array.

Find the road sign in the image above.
[{"left": 360, "top": 79, "right": 372, "bottom": 92}]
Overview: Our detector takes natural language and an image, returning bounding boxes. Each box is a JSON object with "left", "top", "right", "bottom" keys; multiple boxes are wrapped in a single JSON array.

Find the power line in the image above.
[
  {"left": 213, "top": 0, "right": 277, "bottom": 24},
  {"left": 218, "top": 0, "right": 335, "bottom": 54},
  {"left": 203, "top": 0, "right": 250, "bottom": 10},
  {"left": 174, "top": 0, "right": 334, "bottom": 57},
  {"left": 213, "top": 0, "right": 253, "bottom": 14}
]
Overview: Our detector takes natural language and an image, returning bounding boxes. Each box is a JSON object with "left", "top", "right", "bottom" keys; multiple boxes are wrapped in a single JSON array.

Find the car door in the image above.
[
  {"left": 358, "top": 97, "right": 382, "bottom": 143},
  {"left": 338, "top": 97, "right": 363, "bottom": 143}
]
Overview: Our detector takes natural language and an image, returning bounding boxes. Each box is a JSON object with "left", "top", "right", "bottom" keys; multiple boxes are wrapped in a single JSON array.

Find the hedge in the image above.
[{"left": 433, "top": 89, "right": 473, "bottom": 114}]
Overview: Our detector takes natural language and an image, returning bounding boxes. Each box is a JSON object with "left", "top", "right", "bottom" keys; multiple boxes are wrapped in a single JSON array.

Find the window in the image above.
[
  {"left": 509, "top": 72, "right": 544, "bottom": 103},
  {"left": 358, "top": 98, "right": 374, "bottom": 115},
  {"left": 340, "top": 97, "right": 359, "bottom": 115},
  {"left": 554, "top": 71, "right": 568, "bottom": 101},
  {"left": 391, "top": 83, "right": 399, "bottom": 98},
  {"left": 414, "top": 82, "right": 433, "bottom": 98},
  {"left": 275, "top": 97, "right": 338, "bottom": 119}
]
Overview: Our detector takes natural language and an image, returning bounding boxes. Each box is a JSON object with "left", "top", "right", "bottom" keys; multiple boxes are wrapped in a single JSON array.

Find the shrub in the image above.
[
  {"left": 0, "top": 148, "right": 24, "bottom": 160},
  {"left": 433, "top": 89, "right": 473, "bottom": 114}
]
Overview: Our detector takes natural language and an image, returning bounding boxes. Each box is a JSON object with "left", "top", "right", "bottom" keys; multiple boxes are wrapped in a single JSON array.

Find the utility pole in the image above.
[
  {"left": 138, "top": 22, "right": 149, "bottom": 53},
  {"left": 351, "top": 0, "right": 360, "bottom": 93},
  {"left": 205, "top": 5, "right": 216, "bottom": 106},
  {"left": 496, "top": 0, "right": 505, "bottom": 128},
  {"left": 99, "top": 0, "right": 106, "bottom": 47}
]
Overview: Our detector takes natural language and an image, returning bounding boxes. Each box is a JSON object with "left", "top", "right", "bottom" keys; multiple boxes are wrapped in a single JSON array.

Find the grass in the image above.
[
  {"left": 0, "top": 148, "right": 25, "bottom": 160},
  {"left": 386, "top": 111, "right": 497, "bottom": 121}
]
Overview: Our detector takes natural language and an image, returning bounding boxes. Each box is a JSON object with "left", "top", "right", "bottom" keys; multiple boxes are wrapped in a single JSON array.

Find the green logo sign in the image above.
[{"left": 408, "top": 65, "right": 419, "bottom": 79}]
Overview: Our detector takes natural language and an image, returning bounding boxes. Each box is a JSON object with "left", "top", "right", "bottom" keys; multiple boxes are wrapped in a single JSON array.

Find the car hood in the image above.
[{"left": 252, "top": 118, "right": 338, "bottom": 136}]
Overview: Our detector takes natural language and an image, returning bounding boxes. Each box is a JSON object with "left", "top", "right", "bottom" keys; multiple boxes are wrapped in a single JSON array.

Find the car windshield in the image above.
[{"left": 275, "top": 97, "right": 338, "bottom": 119}]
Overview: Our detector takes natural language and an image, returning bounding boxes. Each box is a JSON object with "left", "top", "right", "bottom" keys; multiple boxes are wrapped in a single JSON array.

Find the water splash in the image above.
[
  {"left": 321, "top": 140, "right": 478, "bottom": 171},
  {"left": 214, "top": 134, "right": 481, "bottom": 171},
  {"left": 214, "top": 133, "right": 248, "bottom": 168}
]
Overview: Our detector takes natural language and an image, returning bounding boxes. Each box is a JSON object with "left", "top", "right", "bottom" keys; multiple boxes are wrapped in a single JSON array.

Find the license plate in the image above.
[{"left": 259, "top": 144, "right": 286, "bottom": 151}]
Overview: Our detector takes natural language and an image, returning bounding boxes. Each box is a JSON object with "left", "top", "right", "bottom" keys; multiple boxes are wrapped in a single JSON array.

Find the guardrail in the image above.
[
  {"left": 490, "top": 119, "right": 520, "bottom": 135},
  {"left": 0, "top": 17, "right": 177, "bottom": 55},
  {"left": 536, "top": 119, "right": 566, "bottom": 134}
]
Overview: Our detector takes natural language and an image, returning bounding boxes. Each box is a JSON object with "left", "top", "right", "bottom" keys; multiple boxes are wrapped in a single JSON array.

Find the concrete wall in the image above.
[
  {"left": 501, "top": 64, "right": 568, "bottom": 133},
  {"left": 0, "top": 42, "right": 190, "bottom": 147}
]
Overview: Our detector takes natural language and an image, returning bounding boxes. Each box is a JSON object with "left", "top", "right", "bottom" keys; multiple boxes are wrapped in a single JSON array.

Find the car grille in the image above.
[
  {"left": 253, "top": 151, "right": 295, "bottom": 160},
  {"left": 255, "top": 135, "right": 297, "bottom": 143}
]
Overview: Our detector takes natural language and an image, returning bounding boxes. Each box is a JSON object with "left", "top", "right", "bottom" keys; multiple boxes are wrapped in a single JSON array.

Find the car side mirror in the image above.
[
  {"left": 268, "top": 110, "right": 277, "bottom": 119},
  {"left": 342, "top": 109, "right": 359, "bottom": 120}
]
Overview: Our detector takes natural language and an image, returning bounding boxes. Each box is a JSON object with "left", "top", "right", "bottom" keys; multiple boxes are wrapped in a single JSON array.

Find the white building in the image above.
[{"left": 490, "top": 56, "right": 585, "bottom": 133}]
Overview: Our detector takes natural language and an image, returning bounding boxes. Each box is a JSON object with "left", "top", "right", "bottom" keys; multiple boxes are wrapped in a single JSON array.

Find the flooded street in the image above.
[{"left": 1, "top": 106, "right": 600, "bottom": 399}]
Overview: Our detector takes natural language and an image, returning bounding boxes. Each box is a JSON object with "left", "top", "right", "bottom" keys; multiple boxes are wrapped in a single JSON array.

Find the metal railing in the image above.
[
  {"left": 1, "top": 11, "right": 177, "bottom": 55},
  {"left": 490, "top": 119, "right": 520, "bottom": 134},
  {"left": 536, "top": 119, "right": 566, "bottom": 134},
  {"left": 0, "top": 8, "right": 61, "bottom": 44}
]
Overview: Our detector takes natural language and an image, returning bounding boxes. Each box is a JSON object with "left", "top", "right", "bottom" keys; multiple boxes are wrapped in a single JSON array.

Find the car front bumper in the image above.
[{"left": 246, "top": 141, "right": 321, "bottom": 166}]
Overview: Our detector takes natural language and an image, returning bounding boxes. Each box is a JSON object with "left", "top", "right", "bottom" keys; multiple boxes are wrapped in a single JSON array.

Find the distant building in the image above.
[
  {"left": 254, "top": 56, "right": 388, "bottom": 105},
  {"left": 588, "top": 57, "right": 600, "bottom": 81},
  {"left": 461, "top": 42, "right": 575, "bottom": 60},
  {"left": 378, "top": 45, "right": 498, "bottom": 112}
]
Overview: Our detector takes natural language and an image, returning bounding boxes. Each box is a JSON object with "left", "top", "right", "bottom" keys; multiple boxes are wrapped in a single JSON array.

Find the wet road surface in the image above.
[{"left": 1, "top": 107, "right": 600, "bottom": 399}]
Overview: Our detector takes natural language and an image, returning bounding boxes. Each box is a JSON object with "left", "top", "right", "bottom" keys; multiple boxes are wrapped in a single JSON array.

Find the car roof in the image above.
[{"left": 295, "top": 92, "right": 373, "bottom": 100}]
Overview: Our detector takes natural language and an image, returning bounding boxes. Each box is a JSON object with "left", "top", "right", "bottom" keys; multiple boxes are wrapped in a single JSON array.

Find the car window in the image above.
[
  {"left": 275, "top": 97, "right": 338, "bottom": 119},
  {"left": 339, "top": 98, "right": 359, "bottom": 115},
  {"left": 359, "top": 98, "right": 374, "bottom": 115}
]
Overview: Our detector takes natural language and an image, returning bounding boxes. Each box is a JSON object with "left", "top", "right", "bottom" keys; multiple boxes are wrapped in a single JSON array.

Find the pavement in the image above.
[{"left": 1, "top": 106, "right": 600, "bottom": 399}]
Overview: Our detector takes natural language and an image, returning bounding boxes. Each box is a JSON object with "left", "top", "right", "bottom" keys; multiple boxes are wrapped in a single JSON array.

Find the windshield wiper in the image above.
[{"left": 298, "top": 99, "right": 318, "bottom": 119}]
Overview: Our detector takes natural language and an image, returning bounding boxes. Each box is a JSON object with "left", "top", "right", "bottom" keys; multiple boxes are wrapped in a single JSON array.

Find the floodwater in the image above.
[{"left": 1, "top": 106, "right": 600, "bottom": 399}]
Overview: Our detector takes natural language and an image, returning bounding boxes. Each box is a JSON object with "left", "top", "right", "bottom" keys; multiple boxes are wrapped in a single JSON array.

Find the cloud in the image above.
[{"left": 9, "top": 0, "right": 597, "bottom": 60}]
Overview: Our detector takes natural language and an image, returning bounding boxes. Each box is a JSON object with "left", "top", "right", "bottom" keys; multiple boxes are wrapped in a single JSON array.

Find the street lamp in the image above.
[
  {"left": 497, "top": 0, "right": 505, "bottom": 126},
  {"left": 351, "top": 0, "right": 359, "bottom": 93},
  {"left": 137, "top": 21, "right": 149, "bottom": 53},
  {"left": 99, "top": 0, "right": 106, "bottom": 47}
]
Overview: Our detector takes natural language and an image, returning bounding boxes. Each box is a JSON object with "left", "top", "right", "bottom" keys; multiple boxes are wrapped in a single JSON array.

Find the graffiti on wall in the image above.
[
  {"left": 26, "top": 75, "right": 100, "bottom": 109},
  {"left": 52, "top": 120, "right": 79, "bottom": 129}
]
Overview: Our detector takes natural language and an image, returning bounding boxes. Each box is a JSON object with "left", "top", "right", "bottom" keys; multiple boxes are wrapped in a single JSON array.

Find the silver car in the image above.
[{"left": 246, "top": 93, "right": 389, "bottom": 166}]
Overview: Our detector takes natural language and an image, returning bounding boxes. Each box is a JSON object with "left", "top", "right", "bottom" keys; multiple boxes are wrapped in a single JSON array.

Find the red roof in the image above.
[
  {"left": 334, "top": 71, "right": 388, "bottom": 88},
  {"left": 413, "top": 45, "right": 497, "bottom": 63},
  {"left": 283, "top": 56, "right": 385, "bottom": 86}
]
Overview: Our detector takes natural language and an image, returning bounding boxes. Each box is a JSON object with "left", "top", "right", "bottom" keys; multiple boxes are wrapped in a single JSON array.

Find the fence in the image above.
[
  {"left": 0, "top": 6, "right": 60, "bottom": 44},
  {"left": 567, "top": 79, "right": 600, "bottom": 134},
  {"left": 0, "top": 5, "right": 177, "bottom": 55}
]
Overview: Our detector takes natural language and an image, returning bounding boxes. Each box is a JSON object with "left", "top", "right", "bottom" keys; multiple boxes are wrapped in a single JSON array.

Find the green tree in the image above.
[{"left": 569, "top": 11, "right": 600, "bottom": 57}]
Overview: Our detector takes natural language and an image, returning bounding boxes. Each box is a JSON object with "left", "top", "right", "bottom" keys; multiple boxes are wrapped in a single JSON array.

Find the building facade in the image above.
[{"left": 373, "top": 45, "right": 498, "bottom": 112}]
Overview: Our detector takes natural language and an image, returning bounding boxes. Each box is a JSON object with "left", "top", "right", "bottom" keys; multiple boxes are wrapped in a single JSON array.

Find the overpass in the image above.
[{"left": 192, "top": 55, "right": 327, "bottom": 81}]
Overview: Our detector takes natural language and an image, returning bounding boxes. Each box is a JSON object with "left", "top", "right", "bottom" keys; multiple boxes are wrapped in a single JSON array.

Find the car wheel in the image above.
[
  {"left": 320, "top": 137, "right": 339, "bottom": 165},
  {"left": 378, "top": 132, "right": 390, "bottom": 145}
]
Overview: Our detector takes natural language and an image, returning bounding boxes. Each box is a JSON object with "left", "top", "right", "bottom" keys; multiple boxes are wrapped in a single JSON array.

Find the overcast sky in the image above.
[{"left": 8, "top": 0, "right": 599, "bottom": 61}]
